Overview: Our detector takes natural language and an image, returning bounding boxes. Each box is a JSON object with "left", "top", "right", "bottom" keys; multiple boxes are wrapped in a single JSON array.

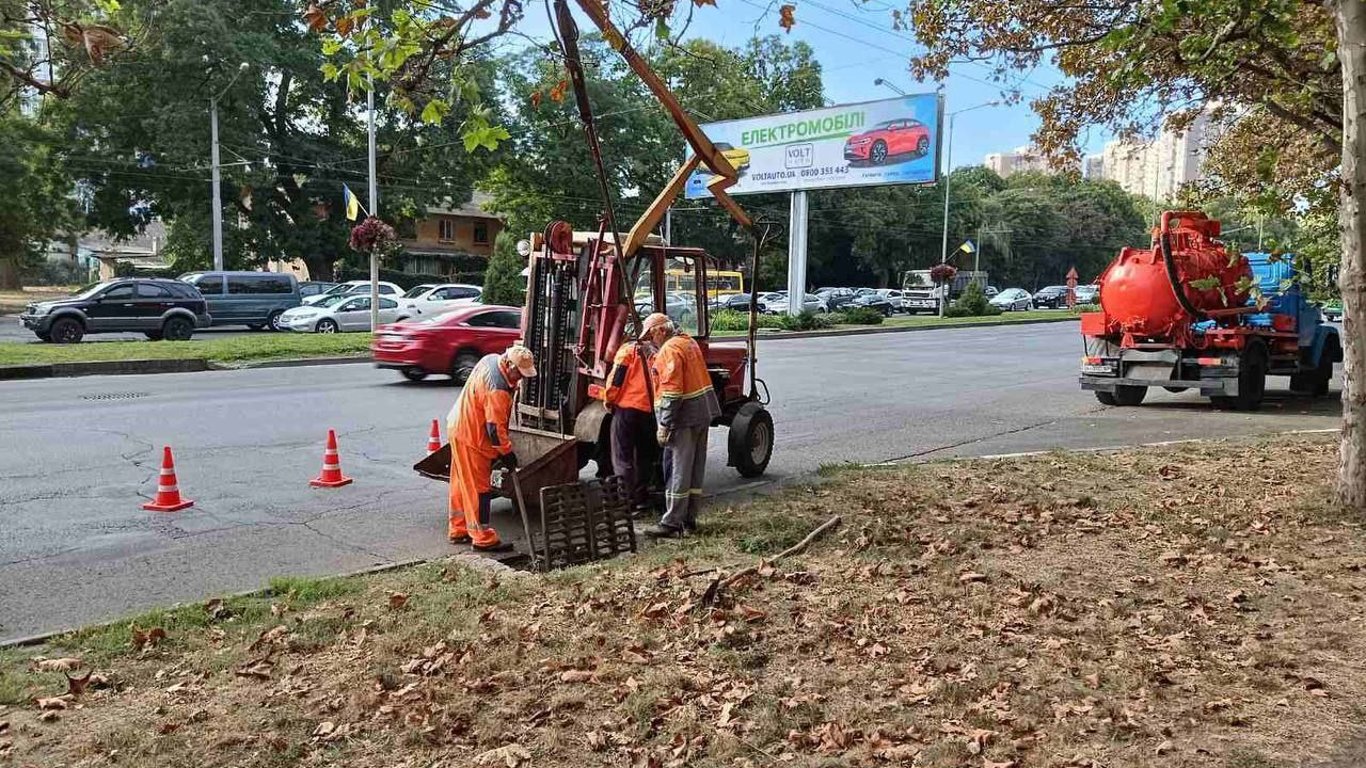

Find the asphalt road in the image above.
[
  {"left": 0, "top": 314, "right": 259, "bottom": 344},
  {"left": 0, "top": 322, "right": 1341, "bottom": 642}
]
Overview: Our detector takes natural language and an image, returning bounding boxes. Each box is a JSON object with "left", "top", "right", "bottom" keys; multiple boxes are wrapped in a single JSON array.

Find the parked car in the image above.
[
  {"left": 757, "top": 292, "right": 828, "bottom": 314},
  {"left": 711, "top": 292, "right": 760, "bottom": 312},
  {"left": 1323, "top": 299, "right": 1343, "bottom": 322},
  {"left": 1073, "top": 284, "right": 1099, "bottom": 305},
  {"left": 280, "top": 293, "right": 400, "bottom": 333},
  {"left": 990, "top": 288, "right": 1033, "bottom": 312},
  {"left": 636, "top": 291, "right": 697, "bottom": 328},
  {"left": 19, "top": 277, "right": 210, "bottom": 343},
  {"left": 875, "top": 288, "right": 905, "bottom": 311},
  {"left": 814, "top": 287, "right": 859, "bottom": 311},
  {"left": 179, "top": 271, "right": 301, "bottom": 331},
  {"left": 396, "top": 283, "right": 483, "bottom": 321},
  {"left": 301, "top": 279, "right": 404, "bottom": 305},
  {"left": 299, "top": 281, "right": 337, "bottom": 299},
  {"left": 1032, "top": 285, "right": 1071, "bottom": 309},
  {"left": 983, "top": 285, "right": 1000, "bottom": 298},
  {"left": 849, "top": 292, "right": 896, "bottom": 317},
  {"left": 372, "top": 305, "right": 524, "bottom": 383},
  {"left": 843, "top": 118, "right": 931, "bottom": 165}
]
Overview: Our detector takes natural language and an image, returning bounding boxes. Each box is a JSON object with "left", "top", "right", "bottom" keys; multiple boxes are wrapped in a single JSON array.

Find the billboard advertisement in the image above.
[{"left": 683, "top": 94, "right": 943, "bottom": 199}]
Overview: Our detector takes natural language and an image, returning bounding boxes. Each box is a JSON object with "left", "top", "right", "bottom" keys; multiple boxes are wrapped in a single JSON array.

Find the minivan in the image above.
[{"left": 179, "top": 271, "right": 302, "bottom": 331}]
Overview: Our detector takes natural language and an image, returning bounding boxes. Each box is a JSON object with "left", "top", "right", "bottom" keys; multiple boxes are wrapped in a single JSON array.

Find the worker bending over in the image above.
[
  {"left": 640, "top": 312, "right": 720, "bottom": 538},
  {"left": 447, "top": 345, "right": 538, "bottom": 552},
  {"left": 602, "top": 330, "right": 658, "bottom": 516}
]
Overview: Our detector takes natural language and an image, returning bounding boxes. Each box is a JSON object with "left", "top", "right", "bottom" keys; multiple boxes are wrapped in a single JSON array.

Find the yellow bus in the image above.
[{"left": 664, "top": 269, "right": 744, "bottom": 299}]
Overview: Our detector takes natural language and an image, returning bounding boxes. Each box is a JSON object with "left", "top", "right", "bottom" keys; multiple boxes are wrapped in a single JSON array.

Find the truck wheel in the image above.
[
  {"left": 1099, "top": 385, "right": 1146, "bottom": 406},
  {"left": 1094, "top": 391, "right": 1119, "bottom": 406},
  {"left": 728, "top": 402, "right": 774, "bottom": 478},
  {"left": 1213, "top": 344, "right": 1267, "bottom": 411}
]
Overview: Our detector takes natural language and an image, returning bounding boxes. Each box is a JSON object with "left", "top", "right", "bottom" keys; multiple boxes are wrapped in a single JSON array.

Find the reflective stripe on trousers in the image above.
[{"left": 660, "top": 424, "right": 708, "bottom": 530}]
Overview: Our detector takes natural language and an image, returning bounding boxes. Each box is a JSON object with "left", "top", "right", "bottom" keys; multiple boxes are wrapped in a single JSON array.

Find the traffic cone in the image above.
[
  {"left": 310, "top": 429, "right": 354, "bottom": 488},
  {"left": 426, "top": 419, "right": 442, "bottom": 454},
  {"left": 142, "top": 446, "right": 194, "bottom": 512}
]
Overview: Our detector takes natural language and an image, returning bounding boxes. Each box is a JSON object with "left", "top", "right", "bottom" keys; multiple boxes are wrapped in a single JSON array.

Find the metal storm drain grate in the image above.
[
  {"left": 80, "top": 392, "right": 150, "bottom": 401},
  {"left": 537, "top": 476, "right": 637, "bottom": 572}
]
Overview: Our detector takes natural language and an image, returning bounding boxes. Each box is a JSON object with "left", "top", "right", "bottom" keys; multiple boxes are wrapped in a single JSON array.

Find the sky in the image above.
[{"left": 509, "top": 0, "right": 1112, "bottom": 171}]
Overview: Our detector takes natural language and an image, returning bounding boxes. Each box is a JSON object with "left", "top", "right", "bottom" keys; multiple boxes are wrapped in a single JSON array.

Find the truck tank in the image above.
[{"left": 1098, "top": 210, "right": 1252, "bottom": 340}]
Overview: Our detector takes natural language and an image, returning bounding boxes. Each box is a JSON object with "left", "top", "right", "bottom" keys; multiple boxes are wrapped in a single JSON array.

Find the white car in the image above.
[
  {"left": 989, "top": 287, "right": 1034, "bottom": 312},
  {"left": 301, "top": 280, "right": 405, "bottom": 305},
  {"left": 396, "top": 283, "right": 483, "bottom": 321},
  {"left": 280, "top": 294, "right": 401, "bottom": 333},
  {"left": 758, "top": 291, "right": 828, "bottom": 314}
]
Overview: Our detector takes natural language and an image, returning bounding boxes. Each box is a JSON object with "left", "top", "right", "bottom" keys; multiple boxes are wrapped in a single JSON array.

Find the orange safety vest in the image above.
[
  {"left": 448, "top": 354, "right": 516, "bottom": 460},
  {"left": 603, "top": 341, "right": 653, "bottom": 413},
  {"left": 651, "top": 333, "right": 721, "bottom": 428}
]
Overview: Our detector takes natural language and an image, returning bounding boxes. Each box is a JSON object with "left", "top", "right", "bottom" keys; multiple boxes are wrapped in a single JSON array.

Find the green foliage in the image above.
[
  {"left": 774, "top": 310, "right": 833, "bottom": 331},
  {"left": 0, "top": 114, "right": 78, "bottom": 288},
  {"left": 833, "top": 306, "right": 885, "bottom": 325},
  {"left": 482, "top": 232, "right": 525, "bottom": 307},
  {"left": 951, "top": 282, "right": 1001, "bottom": 317},
  {"left": 112, "top": 260, "right": 137, "bottom": 277}
]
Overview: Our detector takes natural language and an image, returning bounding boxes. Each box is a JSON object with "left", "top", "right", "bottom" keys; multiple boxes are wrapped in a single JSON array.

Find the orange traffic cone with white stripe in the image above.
[
  {"left": 310, "top": 429, "right": 354, "bottom": 488},
  {"left": 426, "top": 419, "right": 442, "bottom": 454},
  {"left": 142, "top": 446, "right": 194, "bottom": 512}
]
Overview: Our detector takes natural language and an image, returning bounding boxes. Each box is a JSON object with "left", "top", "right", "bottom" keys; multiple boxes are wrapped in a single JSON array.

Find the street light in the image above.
[
  {"left": 872, "top": 78, "right": 907, "bottom": 97},
  {"left": 207, "top": 60, "right": 249, "bottom": 272},
  {"left": 938, "top": 99, "right": 1000, "bottom": 316}
]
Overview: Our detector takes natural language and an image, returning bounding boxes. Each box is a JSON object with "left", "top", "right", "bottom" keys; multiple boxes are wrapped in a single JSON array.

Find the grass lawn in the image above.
[
  {"left": 2, "top": 434, "right": 1362, "bottom": 767},
  {"left": 713, "top": 309, "right": 1076, "bottom": 338},
  {"left": 0, "top": 332, "right": 374, "bottom": 367}
]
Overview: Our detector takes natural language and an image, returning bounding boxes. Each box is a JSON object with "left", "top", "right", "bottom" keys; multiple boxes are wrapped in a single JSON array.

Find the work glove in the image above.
[
  {"left": 495, "top": 452, "right": 519, "bottom": 471},
  {"left": 656, "top": 426, "right": 673, "bottom": 447}
]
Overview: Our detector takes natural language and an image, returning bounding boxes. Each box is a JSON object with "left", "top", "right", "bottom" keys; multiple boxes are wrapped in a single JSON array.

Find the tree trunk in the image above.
[
  {"left": 1335, "top": 0, "right": 1366, "bottom": 510},
  {"left": 0, "top": 255, "right": 21, "bottom": 290},
  {"left": 301, "top": 253, "right": 334, "bottom": 282}
]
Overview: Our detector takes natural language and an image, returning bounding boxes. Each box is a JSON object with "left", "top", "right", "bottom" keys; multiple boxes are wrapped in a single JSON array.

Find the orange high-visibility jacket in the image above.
[
  {"left": 603, "top": 341, "right": 653, "bottom": 413},
  {"left": 448, "top": 354, "right": 516, "bottom": 460},
  {"left": 651, "top": 333, "right": 721, "bottom": 429}
]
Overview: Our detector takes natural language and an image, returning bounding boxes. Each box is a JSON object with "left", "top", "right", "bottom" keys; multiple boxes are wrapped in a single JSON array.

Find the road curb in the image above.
[
  {"left": 0, "top": 357, "right": 212, "bottom": 380},
  {"left": 224, "top": 355, "right": 370, "bottom": 370},
  {"left": 716, "top": 314, "right": 1079, "bottom": 342}
]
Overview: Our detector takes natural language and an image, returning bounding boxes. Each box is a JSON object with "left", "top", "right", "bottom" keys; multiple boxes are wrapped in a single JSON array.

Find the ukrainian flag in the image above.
[
  {"left": 342, "top": 184, "right": 362, "bottom": 221},
  {"left": 959, "top": 239, "right": 976, "bottom": 254}
]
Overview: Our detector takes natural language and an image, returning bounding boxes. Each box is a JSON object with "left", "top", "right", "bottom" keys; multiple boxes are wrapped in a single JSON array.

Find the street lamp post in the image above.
[
  {"left": 937, "top": 100, "right": 999, "bottom": 317},
  {"left": 208, "top": 62, "right": 249, "bottom": 272}
]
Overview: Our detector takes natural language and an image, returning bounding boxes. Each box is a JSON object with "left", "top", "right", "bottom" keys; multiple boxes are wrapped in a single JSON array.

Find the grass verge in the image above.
[
  {"left": 2, "top": 435, "right": 1361, "bottom": 767},
  {"left": 0, "top": 333, "right": 373, "bottom": 367}
]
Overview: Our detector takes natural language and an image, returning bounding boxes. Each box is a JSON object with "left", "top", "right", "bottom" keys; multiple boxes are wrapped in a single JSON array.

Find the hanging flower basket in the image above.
[
  {"left": 929, "top": 263, "right": 958, "bottom": 285},
  {"left": 349, "top": 216, "right": 402, "bottom": 259}
]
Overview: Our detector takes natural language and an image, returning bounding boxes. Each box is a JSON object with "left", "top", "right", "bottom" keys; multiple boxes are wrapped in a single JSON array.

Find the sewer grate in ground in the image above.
[{"left": 79, "top": 392, "right": 150, "bottom": 401}]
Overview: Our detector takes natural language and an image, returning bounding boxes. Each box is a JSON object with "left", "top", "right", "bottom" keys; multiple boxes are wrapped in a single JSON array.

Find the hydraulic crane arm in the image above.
[{"left": 563, "top": 0, "right": 754, "bottom": 256}]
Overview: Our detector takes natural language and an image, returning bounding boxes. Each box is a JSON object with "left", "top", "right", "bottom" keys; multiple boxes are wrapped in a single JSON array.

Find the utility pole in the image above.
[
  {"left": 367, "top": 78, "right": 379, "bottom": 331},
  {"left": 210, "top": 97, "right": 223, "bottom": 272},
  {"left": 938, "top": 99, "right": 999, "bottom": 317}
]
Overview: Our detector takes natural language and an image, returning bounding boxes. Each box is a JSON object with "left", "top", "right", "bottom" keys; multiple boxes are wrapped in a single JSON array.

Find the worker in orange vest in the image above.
[
  {"left": 639, "top": 312, "right": 720, "bottom": 538},
  {"left": 446, "top": 345, "right": 537, "bottom": 552},
  {"left": 601, "top": 330, "right": 657, "bottom": 515}
]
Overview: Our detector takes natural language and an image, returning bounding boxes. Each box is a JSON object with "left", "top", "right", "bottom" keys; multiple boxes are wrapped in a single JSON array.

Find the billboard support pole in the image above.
[{"left": 787, "top": 190, "right": 808, "bottom": 316}]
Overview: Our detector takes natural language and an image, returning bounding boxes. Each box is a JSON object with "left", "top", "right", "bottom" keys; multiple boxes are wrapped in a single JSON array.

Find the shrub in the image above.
[
  {"left": 774, "top": 310, "right": 833, "bottom": 331},
  {"left": 834, "top": 306, "right": 886, "bottom": 325},
  {"left": 483, "top": 232, "right": 527, "bottom": 307},
  {"left": 710, "top": 309, "right": 788, "bottom": 332},
  {"left": 1070, "top": 303, "right": 1101, "bottom": 314},
  {"left": 947, "top": 282, "right": 1003, "bottom": 317}
]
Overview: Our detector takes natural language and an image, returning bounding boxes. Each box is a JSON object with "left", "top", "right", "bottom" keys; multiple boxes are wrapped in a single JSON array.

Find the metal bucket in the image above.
[{"left": 412, "top": 426, "right": 579, "bottom": 516}]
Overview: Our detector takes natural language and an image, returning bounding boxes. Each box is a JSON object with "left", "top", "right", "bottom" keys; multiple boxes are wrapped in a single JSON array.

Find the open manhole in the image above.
[{"left": 80, "top": 392, "right": 150, "bottom": 401}]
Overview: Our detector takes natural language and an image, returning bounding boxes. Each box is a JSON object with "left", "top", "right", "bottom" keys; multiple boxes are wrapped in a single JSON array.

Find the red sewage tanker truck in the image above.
[{"left": 1078, "top": 210, "right": 1340, "bottom": 411}]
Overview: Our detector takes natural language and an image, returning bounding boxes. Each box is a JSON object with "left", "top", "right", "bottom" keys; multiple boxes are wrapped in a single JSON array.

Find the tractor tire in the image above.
[
  {"left": 1213, "top": 343, "right": 1267, "bottom": 411},
  {"left": 49, "top": 316, "right": 84, "bottom": 344},
  {"left": 728, "top": 402, "right": 774, "bottom": 478},
  {"left": 450, "top": 351, "right": 481, "bottom": 385}
]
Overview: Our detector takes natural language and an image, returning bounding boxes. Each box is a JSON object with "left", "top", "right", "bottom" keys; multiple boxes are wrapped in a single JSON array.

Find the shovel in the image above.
[{"left": 506, "top": 466, "right": 540, "bottom": 571}]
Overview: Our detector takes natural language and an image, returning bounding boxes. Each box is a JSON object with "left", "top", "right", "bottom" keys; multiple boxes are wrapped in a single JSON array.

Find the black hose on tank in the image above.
[{"left": 1160, "top": 227, "right": 1207, "bottom": 321}]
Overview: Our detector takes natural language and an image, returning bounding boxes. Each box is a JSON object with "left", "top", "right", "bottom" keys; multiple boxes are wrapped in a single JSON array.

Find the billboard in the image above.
[{"left": 683, "top": 94, "right": 943, "bottom": 199}]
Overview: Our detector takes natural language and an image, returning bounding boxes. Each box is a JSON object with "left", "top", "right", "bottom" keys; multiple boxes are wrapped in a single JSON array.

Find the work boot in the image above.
[
  {"left": 448, "top": 534, "right": 471, "bottom": 545},
  {"left": 472, "top": 540, "right": 515, "bottom": 553},
  {"left": 644, "top": 523, "right": 685, "bottom": 539}
]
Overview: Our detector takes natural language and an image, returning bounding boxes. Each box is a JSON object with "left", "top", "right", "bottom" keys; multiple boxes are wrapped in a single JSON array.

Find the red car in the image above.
[
  {"left": 843, "top": 118, "right": 931, "bottom": 165},
  {"left": 371, "top": 304, "right": 523, "bottom": 383}
]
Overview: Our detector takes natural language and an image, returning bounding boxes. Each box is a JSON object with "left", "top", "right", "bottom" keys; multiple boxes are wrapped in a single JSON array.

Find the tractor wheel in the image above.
[{"left": 728, "top": 402, "right": 774, "bottom": 478}]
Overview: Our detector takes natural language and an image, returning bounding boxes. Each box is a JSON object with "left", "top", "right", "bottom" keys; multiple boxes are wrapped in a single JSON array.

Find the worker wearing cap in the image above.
[
  {"left": 447, "top": 344, "right": 537, "bottom": 552},
  {"left": 601, "top": 332, "right": 658, "bottom": 515},
  {"left": 640, "top": 312, "right": 720, "bottom": 538}
]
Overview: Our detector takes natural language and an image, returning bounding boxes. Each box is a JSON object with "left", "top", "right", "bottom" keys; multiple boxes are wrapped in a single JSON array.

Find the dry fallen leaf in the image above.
[
  {"left": 249, "top": 625, "right": 289, "bottom": 652},
  {"left": 959, "top": 571, "right": 988, "bottom": 584},
  {"left": 204, "top": 598, "right": 231, "bottom": 620},
  {"left": 559, "top": 670, "right": 594, "bottom": 683},
  {"left": 34, "top": 696, "right": 71, "bottom": 711},
  {"left": 32, "top": 657, "right": 83, "bottom": 673},
  {"left": 66, "top": 670, "right": 93, "bottom": 697},
  {"left": 131, "top": 625, "right": 166, "bottom": 651},
  {"left": 473, "top": 743, "right": 533, "bottom": 767},
  {"left": 388, "top": 592, "right": 410, "bottom": 610}
]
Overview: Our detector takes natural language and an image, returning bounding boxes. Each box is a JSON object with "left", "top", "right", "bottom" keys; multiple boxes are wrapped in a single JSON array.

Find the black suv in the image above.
[
  {"left": 19, "top": 278, "right": 212, "bottom": 343},
  {"left": 1032, "top": 285, "right": 1071, "bottom": 309}
]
